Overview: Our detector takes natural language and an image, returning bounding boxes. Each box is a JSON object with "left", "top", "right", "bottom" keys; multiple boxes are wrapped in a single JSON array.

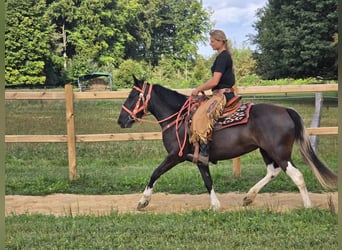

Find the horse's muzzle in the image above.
[{"left": 118, "top": 115, "right": 134, "bottom": 128}]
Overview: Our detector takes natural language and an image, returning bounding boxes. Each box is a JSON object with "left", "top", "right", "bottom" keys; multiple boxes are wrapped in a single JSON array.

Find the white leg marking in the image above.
[
  {"left": 210, "top": 188, "right": 221, "bottom": 211},
  {"left": 286, "top": 162, "right": 312, "bottom": 208},
  {"left": 137, "top": 186, "right": 153, "bottom": 209},
  {"left": 244, "top": 163, "right": 281, "bottom": 205},
  {"left": 248, "top": 163, "right": 282, "bottom": 197}
]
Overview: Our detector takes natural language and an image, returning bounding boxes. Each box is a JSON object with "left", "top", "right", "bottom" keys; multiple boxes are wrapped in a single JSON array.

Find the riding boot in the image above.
[{"left": 187, "top": 143, "right": 209, "bottom": 165}]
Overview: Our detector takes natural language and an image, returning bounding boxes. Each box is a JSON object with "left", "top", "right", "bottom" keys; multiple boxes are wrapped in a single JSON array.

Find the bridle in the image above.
[
  {"left": 121, "top": 82, "right": 154, "bottom": 123},
  {"left": 121, "top": 82, "right": 193, "bottom": 156}
]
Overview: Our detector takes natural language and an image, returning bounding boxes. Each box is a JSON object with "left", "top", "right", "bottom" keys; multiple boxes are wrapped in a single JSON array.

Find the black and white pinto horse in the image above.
[{"left": 118, "top": 77, "right": 337, "bottom": 210}]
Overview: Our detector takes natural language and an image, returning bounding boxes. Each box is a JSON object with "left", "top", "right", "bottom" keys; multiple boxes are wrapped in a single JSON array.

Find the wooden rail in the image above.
[
  {"left": 5, "top": 83, "right": 338, "bottom": 100},
  {"left": 5, "top": 83, "right": 338, "bottom": 180},
  {"left": 4, "top": 127, "right": 338, "bottom": 143}
]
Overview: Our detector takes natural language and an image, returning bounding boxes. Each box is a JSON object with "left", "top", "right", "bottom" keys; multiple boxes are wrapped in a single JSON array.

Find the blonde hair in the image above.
[{"left": 209, "top": 29, "right": 233, "bottom": 56}]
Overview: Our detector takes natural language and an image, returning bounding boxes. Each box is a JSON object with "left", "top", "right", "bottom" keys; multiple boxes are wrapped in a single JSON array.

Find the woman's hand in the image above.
[
  {"left": 192, "top": 73, "right": 221, "bottom": 97},
  {"left": 191, "top": 88, "right": 200, "bottom": 97}
]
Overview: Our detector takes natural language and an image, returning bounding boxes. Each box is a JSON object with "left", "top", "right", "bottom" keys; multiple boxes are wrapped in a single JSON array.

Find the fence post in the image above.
[
  {"left": 65, "top": 84, "right": 77, "bottom": 180},
  {"left": 233, "top": 157, "right": 241, "bottom": 177}
]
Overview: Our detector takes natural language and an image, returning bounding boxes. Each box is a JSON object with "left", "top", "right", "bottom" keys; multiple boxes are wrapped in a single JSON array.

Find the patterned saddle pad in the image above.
[{"left": 215, "top": 102, "right": 253, "bottom": 130}]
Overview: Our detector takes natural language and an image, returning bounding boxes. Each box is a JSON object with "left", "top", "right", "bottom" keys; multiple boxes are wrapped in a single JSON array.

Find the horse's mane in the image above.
[{"left": 153, "top": 84, "right": 188, "bottom": 111}]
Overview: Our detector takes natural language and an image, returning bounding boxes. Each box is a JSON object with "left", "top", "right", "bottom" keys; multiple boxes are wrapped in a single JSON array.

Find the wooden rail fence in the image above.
[{"left": 5, "top": 84, "right": 338, "bottom": 180}]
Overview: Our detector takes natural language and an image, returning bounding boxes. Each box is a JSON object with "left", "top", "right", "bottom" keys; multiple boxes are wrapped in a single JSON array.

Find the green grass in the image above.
[
  {"left": 6, "top": 209, "right": 337, "bottom": 249},
  {"left": 4, "top": 138, "right": 338, "bottom": 196}
]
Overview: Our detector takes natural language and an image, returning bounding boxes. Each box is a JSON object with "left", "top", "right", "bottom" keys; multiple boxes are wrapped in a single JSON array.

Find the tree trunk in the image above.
[{"left": 62, "top": 23, "right": 67, "bottom": 70}]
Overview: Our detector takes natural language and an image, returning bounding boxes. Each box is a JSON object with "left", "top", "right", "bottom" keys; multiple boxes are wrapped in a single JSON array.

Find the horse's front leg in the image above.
[
  {"left": 197, "top": 163, "right": 220, "bottom": 211},
  {"left": 137, "top": 155, "right": 181, "bottom": 210},
  {"left": 137, "top": 186, "right": 154, "bottom": 210}
]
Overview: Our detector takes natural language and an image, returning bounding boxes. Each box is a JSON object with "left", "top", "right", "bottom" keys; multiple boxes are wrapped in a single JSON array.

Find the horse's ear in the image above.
[
  {"left": 132, "top": 74, "right": 144, "bottom": 88},
  {"left": 132, "top": 74, "right": 139, "bottom": 85}
]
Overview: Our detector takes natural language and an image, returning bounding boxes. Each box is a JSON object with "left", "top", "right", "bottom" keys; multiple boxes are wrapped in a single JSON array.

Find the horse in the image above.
[{"left": 117, "top": 76, "right": 337, "bottom": 210}]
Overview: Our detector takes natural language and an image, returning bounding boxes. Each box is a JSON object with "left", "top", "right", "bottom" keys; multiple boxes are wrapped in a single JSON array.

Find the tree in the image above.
[
  {"left": 251, "top": 0, "right": 338, "bottom": 80},
  {"left": 65, "top": 0, "right": 129, "bottom": 76},
  {"left": 5, "top": 0, "right": 212, "bottom": 86},
  {"left": 233, "top": 47, "right": 256, "bottom": 83},
  {"left": 114, "top": 59, "right": 151, "bottom": 88},
  {"left": 46, "top": 0, "right": 77, "bottom": 71},
  {"left": 5, "top": 0, "right": 53, "bottom": 86},
  {"left": 125, "top": 0, "right": 212, "bottom": 66}
]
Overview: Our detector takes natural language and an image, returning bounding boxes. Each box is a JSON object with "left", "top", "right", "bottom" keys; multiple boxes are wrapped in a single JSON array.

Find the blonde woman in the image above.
[{"left": 188, "top": 29, "right": 236, "bottom": 165}]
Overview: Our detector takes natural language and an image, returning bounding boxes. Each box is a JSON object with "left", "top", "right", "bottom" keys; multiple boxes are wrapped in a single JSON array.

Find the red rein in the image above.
[{"left": 122, "top": 83, "right": 192, "bottom": 157}]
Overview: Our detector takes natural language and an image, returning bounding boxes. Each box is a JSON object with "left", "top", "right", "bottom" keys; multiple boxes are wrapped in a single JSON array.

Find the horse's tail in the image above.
[{"left": 286, "top": 108, "right": 337, "bottom": 189}]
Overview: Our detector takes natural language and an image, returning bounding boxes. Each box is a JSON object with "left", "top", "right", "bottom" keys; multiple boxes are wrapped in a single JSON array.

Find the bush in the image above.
[{"left": 114, "top": 59, "right": 152, "bottom": 88}]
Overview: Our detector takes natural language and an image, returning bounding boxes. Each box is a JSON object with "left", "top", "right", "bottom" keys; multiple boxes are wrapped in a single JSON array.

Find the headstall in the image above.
[{"left": 121, "top": 82, "right": 153, "bottom": 122}]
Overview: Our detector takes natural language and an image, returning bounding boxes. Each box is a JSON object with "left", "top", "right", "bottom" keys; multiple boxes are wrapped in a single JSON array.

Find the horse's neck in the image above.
[
  {"left": 149, "top": 97, "right": 183, "bottom": 122},
  {"left": 149, "top": 87, "right": 187, "bottom": 125}
]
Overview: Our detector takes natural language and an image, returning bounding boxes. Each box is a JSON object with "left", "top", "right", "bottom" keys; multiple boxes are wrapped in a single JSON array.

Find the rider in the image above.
[{"left": 187, "top": 29, "right": 236, "bottom": 165}]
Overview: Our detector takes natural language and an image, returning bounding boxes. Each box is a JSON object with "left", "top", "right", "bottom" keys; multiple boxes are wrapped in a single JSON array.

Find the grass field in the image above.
[
  {"left": 5, "top": 209, "right": 337, "bottom": 249},
  {"left": 5, "top": 92, "right": 338, "bottom": 249}
]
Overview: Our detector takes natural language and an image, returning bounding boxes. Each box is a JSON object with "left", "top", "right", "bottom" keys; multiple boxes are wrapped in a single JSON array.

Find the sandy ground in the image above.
[{"left": 5, "top": 192, "right": 337, "bottom": 216}]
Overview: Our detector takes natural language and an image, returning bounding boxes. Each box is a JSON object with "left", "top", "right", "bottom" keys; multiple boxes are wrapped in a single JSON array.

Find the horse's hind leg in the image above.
[
  {"left": 284, "top": 161, "right": 312, "bottom": 208},
  {"left": 197, "top": 163, "right": 220, "bottom": 210},
  {"left": 243, "top": 162, "right": 281, "bottom": 206}
]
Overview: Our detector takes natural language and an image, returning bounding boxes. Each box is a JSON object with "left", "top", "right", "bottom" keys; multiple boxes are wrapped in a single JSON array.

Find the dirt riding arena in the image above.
[{"left": 5, "top": 192, "right": 337, "bottom": 216}]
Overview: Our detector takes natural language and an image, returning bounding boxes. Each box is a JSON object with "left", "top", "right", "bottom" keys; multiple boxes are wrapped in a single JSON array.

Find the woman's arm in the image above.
[{"left": 191, "top": 72, "right": 222, "bottom": 96}]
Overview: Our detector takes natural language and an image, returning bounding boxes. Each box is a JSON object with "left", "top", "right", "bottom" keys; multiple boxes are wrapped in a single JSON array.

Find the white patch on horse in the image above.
[
  {"left": 285, "top": 162, "right": 312, "bottom": 208},
  {"left": 210, "top": 188, "right": 220, "bottom": 211},
  {"left": 244, "top": 163, "right": 281, "bottom": 205},
  {"left": 143, "top": 186, "right": 153, "bottom": 197},
  {"left": 137, "top": 186, "right": 153, "bottom": 209}
]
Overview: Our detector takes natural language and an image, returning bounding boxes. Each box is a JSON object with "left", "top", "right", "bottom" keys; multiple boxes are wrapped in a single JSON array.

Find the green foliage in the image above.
[
  {"left": 114, "top": 59, "right": 152, "bottom": 88},
  {"left": 66, "top": 54, "right": 91, "bottom": 83},
  {"left": 5, "top": 0, "right": 212, "bottom": 86},
  {"left": 192, "top": 56, "right": 211, "bottom": 83},
  {"left": 252, "top": 0, "right": 338, "bottom": 80},
  {"left": 5, "top": 0, "right": 338, "bottom": 88},
  {"left": 5, "top": 0, "right": 52, "bottom": 85},
  {"left": 125, "top": 0, "right": 212, "bottom": 66},
  {"left": 232, "top": 47, "right": 257, "bottom": 83},
  {"left": 238, "top": 76, "right": 324, "bottom": 87}
]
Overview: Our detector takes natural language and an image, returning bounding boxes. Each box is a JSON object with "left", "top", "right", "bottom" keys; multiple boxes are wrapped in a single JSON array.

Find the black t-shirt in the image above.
[{"left": 211, "top": 50, "right": 235, "bottom": 91}]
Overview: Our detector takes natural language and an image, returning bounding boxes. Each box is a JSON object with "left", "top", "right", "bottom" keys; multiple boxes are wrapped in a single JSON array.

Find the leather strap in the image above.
[{"left": 212, "top": 88, "right": 235, "bottom": 95}]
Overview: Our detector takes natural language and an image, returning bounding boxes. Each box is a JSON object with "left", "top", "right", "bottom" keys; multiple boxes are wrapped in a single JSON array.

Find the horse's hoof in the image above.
[
  {"left": 242, "top": 197, "right": 253, "bottom": 206},
  {"left": 211, "top": 204, "right": 220, "bottom": 211},
  {"left": 137, "top": 200, "right": 149, "bottom": 210}
]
